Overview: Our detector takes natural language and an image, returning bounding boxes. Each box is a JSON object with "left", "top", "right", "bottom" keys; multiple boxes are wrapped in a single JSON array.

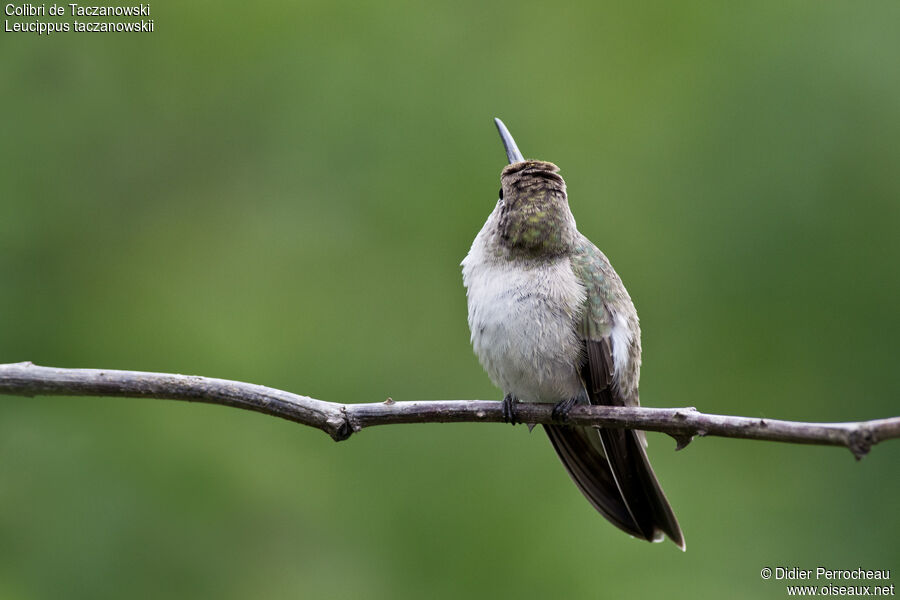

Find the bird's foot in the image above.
[
  {"left": 501, "top": 394, "right": 520, "bottom": 425},
  {"left": 551, "top": 396, "right": 579, "bottom": 423}
]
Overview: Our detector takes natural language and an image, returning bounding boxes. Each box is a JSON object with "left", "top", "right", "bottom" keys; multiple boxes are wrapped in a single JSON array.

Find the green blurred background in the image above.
[{"left": 1, "top": 1, "right": 898, "bottom": 598}]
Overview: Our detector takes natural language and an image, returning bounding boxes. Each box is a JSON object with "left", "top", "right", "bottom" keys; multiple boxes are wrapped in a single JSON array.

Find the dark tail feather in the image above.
[{"left": 545, "top": 424, "right": 685, "bottom": 550}]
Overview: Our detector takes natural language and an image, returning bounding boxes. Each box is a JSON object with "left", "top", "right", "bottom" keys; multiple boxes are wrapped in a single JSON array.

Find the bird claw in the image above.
[
  {"left": 501, "top": 394, "right": 519, "bottom": 425},
  {"left": 552, "top": 397, "right": 578, "bottom": 423}
]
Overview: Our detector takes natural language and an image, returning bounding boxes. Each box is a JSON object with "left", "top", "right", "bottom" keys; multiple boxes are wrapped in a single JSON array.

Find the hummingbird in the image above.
[{"left": 461, "top": 118, "right": 684, "bottom": 549}]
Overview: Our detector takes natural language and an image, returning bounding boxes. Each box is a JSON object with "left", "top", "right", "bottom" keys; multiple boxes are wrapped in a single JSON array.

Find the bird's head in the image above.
[{"left": 493, "top": 119, "right": 577, "bottom": 258}]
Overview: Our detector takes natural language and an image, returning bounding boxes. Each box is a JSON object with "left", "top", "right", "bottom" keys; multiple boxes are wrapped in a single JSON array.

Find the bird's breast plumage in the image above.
[{"left": 462, "top": 231, "right": 587, "bottom": 403}]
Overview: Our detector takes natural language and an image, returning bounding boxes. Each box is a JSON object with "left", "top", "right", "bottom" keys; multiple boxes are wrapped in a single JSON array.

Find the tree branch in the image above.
[{"left": 1, "top": 362, "right": 897, "bottom": 459}]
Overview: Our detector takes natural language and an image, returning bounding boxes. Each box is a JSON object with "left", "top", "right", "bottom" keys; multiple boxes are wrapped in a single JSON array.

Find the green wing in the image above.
[
  {"left": 544, "top": 235, "right": 685, "bottom": 548},
  {"left": 569, "top": 236, "right": 616, "bottom": 344}
]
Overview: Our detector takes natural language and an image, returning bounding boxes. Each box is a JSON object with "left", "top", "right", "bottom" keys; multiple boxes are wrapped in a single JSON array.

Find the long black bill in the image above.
[{"left": 494, "top": 117, "right": 525, "bottom": 164}]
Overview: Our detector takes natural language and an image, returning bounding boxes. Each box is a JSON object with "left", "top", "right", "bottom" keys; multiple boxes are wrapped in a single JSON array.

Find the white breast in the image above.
[{"left": 462, "top": 242, "right": 586, "bottom": 404}]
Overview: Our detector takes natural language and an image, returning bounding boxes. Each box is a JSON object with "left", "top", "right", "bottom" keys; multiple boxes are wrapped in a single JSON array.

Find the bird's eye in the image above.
[{"left": 499, "top": 187, "right": 504, "bottom": 200}]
